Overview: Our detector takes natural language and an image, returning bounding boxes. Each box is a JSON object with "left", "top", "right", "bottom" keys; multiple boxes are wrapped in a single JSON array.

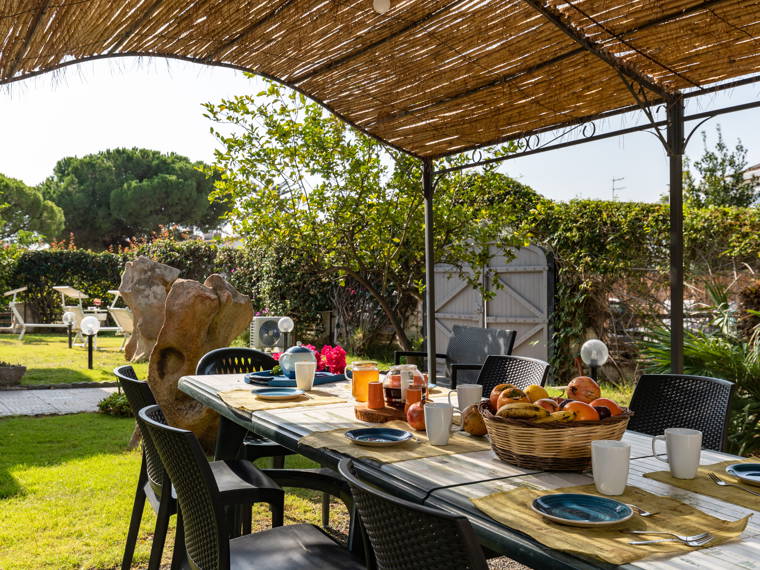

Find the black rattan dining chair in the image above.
[
  {"left": 627, "top": 373, "right": 735, "bottom": 451},
  {"left": 115, "top": 366, "right": 284, "bottom": 570},
  {"left": 474, "top": 355, "right": 550, "bottom": 394},
  {"left": 138, "top": 405, "right": 365, "bottom": 570},
  {"left": 338, "top": 458, "right": 487, "bottom": 570},
  {"left": 395, "top": 325, "right": 516, "bottom": 387}
]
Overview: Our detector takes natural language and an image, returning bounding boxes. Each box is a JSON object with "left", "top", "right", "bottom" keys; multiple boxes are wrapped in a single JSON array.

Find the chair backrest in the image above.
[
  {"left": 138, "top": 405, "right": 229, "bottom": 570},
  {"left": 627, "top": 374, "right": 734, "bottom": 451},
  {"left": 109, "top": 307, "right": 134, "bottom": 334},
  {"left": 113, "top": 366, "right": 167, "bottom": 496},
  {"left": 337, "top": 459, "right": 487, "bottom": 570},
  {"left": 196, "top": 347, "right": 278, "bottom": 375},
  {"left": 446, "top": 326, "right": 517, "bottom": 384},
  {"left": 63, "top": 305, "right": 85, "bottom": 330},
  {"left": 476, "top": 355, "right": 550, "bottom": 394}
]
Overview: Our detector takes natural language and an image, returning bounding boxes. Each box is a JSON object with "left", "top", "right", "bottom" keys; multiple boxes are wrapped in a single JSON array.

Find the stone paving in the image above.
[{"left": 0, "top": 386, "right": 118, "bottom": 417}]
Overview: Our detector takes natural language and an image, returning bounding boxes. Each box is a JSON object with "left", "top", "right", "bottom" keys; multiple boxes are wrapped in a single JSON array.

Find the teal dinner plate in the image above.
[
  {"left": 531, "top": 493, "right": 633, "bottom": 527},
  {"left": 344, "top": 427, "right": 413, "bottom": 447},
  {"left": 252, "top": 387, "right": 305, "bottom": 401},
  {"left": 726, "top": 463, "right": 760, "bottom": 487}
]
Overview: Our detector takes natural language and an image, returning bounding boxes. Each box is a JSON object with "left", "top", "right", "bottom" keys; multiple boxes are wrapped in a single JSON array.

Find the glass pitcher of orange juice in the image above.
[{"left": 347, "top": 360, "right": 379, "bottom": 402}]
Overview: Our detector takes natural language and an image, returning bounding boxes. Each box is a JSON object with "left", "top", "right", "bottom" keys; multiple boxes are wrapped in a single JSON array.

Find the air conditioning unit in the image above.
[{"left": 250, "top": 316, "right": 288, "bottom": 351}]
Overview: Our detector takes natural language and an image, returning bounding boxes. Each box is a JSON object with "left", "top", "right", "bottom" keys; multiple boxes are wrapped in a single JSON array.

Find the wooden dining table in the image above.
[{"left": 178, "top": 374, "right": 760, "bottom": 570}]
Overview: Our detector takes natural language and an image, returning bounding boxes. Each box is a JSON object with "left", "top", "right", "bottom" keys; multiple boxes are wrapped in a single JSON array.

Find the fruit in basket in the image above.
[
  {"left": 563, "top": 401, "right": 600, "bottom": 421},
  {"left": 557, "top": 398, "right": 576, "bottom": 409},
  {"left": 496, "top": 388, "right": 530, "bottom": 409},
  {"left": 534, "top": 410, "right": 576, "bottom": 423},
  {"left": 589, "top": 398, "right": 623, "bottom": 416},
  {"left": 567, "top": 376, "right": 601, "bottom": 403},
  {"left": 524, "top": 384, "right": 549, "bottom": 402},
  {"left": 461, "top": 404, "right": 487, "bottom": 436},
  {"left": 534, "top": 398, "right": 559, "bottom": 413},
  {"left": 593, "top": 406, "right": 611, "bottom": 420},
  {"left": 495, "top": 402, "right": 549, "bottom": 419},
  {"left": 406, "top": 401, "right": 426, "bottom": 431},
  {"left": 489, "top": 383, "right": 519, "bottom": 412}
]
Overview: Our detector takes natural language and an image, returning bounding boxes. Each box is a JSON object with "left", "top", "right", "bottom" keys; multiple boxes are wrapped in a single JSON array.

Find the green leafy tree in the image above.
[
  {"left": 203, "top": 80, "right": 535, "bottom": 349},
  {"left": 0, "top": 173, "right": 64, "bottom": 241},
  {"left": 40, "top": 148, "right": 229, "bottom": 250},
  {"left": 684, "top": 125, "right": 758, "bottom": 208}
]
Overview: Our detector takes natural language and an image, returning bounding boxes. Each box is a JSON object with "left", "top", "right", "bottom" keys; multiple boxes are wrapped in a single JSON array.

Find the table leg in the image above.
[{"left": 214, "top": 415, "right": 247, "bottom": 461}]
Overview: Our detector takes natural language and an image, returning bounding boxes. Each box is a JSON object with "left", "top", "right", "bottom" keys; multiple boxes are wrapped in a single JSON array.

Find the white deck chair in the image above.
[
  {"left": 108, "top": 307, "right": 134, "bottom": 351},
  {"left": 9, "top": 302, "right": 69, "bottom": 340}
]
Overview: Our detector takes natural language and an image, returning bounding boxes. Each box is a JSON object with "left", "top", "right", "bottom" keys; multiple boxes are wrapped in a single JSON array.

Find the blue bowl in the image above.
[
  {"left": 531, "top": 493, "right": 633, "bottom": 527},
  {"left": 726, "top": 463, "right": 760, "bottom": 487},
  {"left": 344, "top": 427, "right": 413, "bottom": 447},
  {"left": 252, "top": 387, "right": 304, "bottom": 401}
]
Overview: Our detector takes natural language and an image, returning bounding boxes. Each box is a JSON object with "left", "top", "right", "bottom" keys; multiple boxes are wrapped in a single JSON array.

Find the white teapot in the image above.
[{"left": 278, "top": 342, "right": 317, "bottom": 379}]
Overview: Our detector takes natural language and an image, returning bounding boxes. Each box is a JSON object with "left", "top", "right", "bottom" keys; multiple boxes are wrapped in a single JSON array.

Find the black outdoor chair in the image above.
[
  {"left": 138, "top": 405, "right": 366, "bottom": 570},
  {"left": 627, "top": 373, "right": 735, "bottom": 452},
  {"left": 115, "top": 366, "right": 284, "bottom": 570},
  {"left": 338, "top": 458, "right": 487, "bottom": 570},
  {"left": 475, "top": 355, "right": 550, "bottom": 394},
  {"left": 394, "top": 325, "right": 516, "bottom": 387}
]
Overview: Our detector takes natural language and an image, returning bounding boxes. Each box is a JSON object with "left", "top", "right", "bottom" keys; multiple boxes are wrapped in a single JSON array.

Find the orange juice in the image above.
[{"left": 349, "top": 361, "right": 379, "bottom": 402}]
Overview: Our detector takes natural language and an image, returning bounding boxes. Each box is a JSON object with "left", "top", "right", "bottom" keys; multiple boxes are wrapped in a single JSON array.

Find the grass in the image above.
[
  {"left": 0, "top": 333, "right": 147, "bottom": 385},
  {"left": 0, "top": 413, "right": 345, "bottom": 570}
]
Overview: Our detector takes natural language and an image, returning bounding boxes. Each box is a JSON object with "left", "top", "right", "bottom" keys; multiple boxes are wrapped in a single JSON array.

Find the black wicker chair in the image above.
[
  {"left": 474, "top": 355, "right": 550, "bottom": 395},
  {"left": 138, "top": 405, "right": 365, "bottom": 570},
  {"left": 627, "top": 374, "right": 734, "bottom": 451},
  {"left": 338, "top": 459, "right": 487, "bottom": 570},
  {"left": 394, "top": 325, "right": 516, "bottom": 387},
  {"left": 115, "top": 366, "right": 284, "bottom": 570}
]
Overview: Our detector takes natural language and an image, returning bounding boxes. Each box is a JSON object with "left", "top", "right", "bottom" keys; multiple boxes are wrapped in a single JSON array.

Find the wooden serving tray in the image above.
[{"left": 354, "top": 403, "right": 406, "bottom": 423}]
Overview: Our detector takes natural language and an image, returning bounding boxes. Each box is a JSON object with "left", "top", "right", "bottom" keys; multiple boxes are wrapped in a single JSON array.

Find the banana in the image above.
[
  {"left": 534, "top": 410, "right": 577, "bottom": 423},
  {"left": 495, "top": 402, "right": 549, "bottom": 419}
]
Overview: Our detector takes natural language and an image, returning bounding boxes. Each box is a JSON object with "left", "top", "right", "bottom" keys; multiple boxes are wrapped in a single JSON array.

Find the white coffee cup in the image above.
[
  {"left": 448, "top": 384, "right": 483, "bottom": 413},
  {"left": 591, "top": 440, "right": 630, "bottom": 495},
  {"left": 294, "top": 361, "right": 317, "bottom": 391},
  {"left": 424, "top": 402, "right": 454, "bottom": 445},
  {"left": 652, "top": 428, "right": 702, "bottom": 479}
]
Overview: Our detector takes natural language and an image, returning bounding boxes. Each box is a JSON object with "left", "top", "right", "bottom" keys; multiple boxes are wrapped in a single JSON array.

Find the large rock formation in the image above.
[
  {"left": 119, "top": 256, "right": 180, "bottom": 362},
  {"left": 148, "top": 274, "right": 253, "bottom": 449}
]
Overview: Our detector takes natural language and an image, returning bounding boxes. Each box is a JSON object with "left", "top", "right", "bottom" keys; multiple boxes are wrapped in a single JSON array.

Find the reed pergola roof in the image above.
[{"left": 1, "top": 0, "right": 759, "bottom": 158}]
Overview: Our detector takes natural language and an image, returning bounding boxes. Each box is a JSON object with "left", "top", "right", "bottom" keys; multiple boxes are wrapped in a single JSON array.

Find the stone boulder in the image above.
[
  {"left": 119, "top": 256, "right": 180, "bottom": 362},
  {"left": 148, "top": 274, "right": 253, "bottom": 449}
]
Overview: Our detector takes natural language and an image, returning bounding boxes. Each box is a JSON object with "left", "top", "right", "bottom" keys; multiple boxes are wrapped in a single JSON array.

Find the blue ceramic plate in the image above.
[
  {"left": 726, "top": 463, "right": 760, "bottom": 487},
  {"left": 252, "top": 387, "right": 305, "bottom": 401},
  {"left": 531, "top": 493, "right": 633, "bottom": 527},
  {"left": 344, "top": 428, "right": 413, "bottom": 448}
]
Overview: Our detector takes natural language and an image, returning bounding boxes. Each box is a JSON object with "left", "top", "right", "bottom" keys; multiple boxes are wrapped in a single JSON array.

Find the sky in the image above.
[{"left": 1, "top": 57, "right": 759, "bottom": 203}]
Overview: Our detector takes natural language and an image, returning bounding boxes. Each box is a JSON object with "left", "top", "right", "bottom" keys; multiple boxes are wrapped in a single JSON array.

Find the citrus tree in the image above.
[{"left": 203, "top": 79, "right": 535, "bottom": 349}]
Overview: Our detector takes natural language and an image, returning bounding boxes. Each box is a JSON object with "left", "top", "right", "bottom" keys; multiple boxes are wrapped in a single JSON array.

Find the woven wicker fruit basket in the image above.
[{"left": 478, "top": 401, "right": 632, "bottom": 471}]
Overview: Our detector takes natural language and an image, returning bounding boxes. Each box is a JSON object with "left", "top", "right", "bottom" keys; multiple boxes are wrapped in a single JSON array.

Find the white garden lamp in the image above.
[
  {"left": 278, "top": 316, "right": 295, "bottom": 349},
  {"left": 62, "top": 311, "right": 75, "bottom": 349},
  {"left": 580, "top": 339, "right": 609, "bottom": 381},
  {"left": 81, "top": 315, "right": 100, "bottom": 369}
]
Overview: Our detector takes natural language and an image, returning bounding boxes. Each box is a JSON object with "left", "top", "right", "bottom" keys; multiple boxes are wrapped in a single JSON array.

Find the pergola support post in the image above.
[
  {"left": 422, "top": 158, "right": 437, "bottom": 384},
  {"left": 667, "top": 95, "right": 685, "bottom": 374}
]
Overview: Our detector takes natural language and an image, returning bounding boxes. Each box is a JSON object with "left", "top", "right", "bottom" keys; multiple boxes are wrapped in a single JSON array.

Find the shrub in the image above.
[
  {"left": 738, "top": 280, "right": 760, "bottom": 339},
  {"left": 97, "top": 392, "right": 133, "bottom": 417},
  {"left": 134, "top": 238, "right": 218, "bottom": 282}
]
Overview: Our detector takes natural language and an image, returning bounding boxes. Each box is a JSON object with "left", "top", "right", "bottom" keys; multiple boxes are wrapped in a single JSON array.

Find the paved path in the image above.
[{"left": 0, "top": 387, "right": 118, "bottom": 417}]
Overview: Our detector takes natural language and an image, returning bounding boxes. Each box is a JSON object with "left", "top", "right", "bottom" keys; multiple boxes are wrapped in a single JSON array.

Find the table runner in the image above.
[
  {"left": 471, "top": 484, "right": 750, "bottom": 566},
  {"left": 298, "top": 420, "right": 491, "bottom": 463},
  {"left": 644, "top": 459, "right": 760, "bottom": 511},
  {"left": 218, "top": 388, "right": 346, "bottom": 412}
]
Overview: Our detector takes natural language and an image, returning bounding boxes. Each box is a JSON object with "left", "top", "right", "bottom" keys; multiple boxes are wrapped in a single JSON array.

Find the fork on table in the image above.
[
  {"left": 707, "top": 472, "right": 760, "bottom": 496},
  {"left": 626, "top": 530, "right": 714, "bottom": 547}
]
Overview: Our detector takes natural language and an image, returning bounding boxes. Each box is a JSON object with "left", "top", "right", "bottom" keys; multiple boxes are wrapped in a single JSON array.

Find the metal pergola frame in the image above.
[{"left": 420, "top": 79, "right": 760, "bottom": 381}]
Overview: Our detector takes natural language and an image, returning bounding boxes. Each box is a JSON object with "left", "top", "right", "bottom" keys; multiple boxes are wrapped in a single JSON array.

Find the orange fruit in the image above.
[
  {"left": 496, "top": 388, "right": 530, "bottom": 409},
  {"left": 489, "top": 383, "right": 518, "bottom": 412},
  {"left": 589, "top": 398, "right": 623, "bottom": 416},
  {"left": 563, "top": 400, "right": 600, "bottom": 422}
]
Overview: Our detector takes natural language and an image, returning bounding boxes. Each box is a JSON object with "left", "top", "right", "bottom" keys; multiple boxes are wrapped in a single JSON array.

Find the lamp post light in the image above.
[
  {"left": 580, "top": 339, "right": 609, "bottom": 382},
  {"left": 62, "top": 311, "right": 75, "bottom": 349},
  {"left": 81, "top": 316, "right": 100, "bottom": 369},
  {"left": 278, "top": 316, "right": 295, "bottom": 349}
]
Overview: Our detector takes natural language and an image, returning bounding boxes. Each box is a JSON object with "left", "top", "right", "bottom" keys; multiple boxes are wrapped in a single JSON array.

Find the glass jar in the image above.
[
  {"left": 383, "top": 364, "right": 425, "bottom": 409},
  {"left": 347, "top": 360, "right": 379, "bottom": 402}
]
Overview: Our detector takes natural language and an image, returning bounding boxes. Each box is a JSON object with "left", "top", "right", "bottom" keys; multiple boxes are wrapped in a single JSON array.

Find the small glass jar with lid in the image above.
[{"left": 383, "top": 364, "right": 425, "bottom": 409}]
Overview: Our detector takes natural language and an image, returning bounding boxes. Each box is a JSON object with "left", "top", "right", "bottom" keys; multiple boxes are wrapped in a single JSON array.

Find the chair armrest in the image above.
[
  {"left": 450, "top": 363, "right": 483, "bottom": 389},
  {"left": 394, "top": 350, "right": 447, "bottom": 364},
  {"left": 262, "top": 467, "right": 353, "bottom": 507}
]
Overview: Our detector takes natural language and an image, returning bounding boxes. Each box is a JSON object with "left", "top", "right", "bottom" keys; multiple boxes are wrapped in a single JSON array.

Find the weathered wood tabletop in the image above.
[{"left": 179, "top": 374, "right": 759, "bottom": 570}]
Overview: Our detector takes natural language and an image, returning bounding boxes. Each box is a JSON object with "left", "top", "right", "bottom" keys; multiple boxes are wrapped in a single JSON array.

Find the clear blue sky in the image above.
[{"left": 1, "top": 58, "right": 758, "bottom": 203}]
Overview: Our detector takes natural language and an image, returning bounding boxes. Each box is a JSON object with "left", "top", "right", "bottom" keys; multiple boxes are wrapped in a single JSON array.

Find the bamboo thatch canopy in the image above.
[{"left": 1, "top": 0, "right": 759, "bottom": 158}]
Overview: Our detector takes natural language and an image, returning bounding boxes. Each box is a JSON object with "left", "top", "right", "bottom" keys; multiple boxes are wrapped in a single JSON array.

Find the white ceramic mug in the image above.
[
  {"left": 424, "top": 402, "right": 454, "bottom": 445},
  {"left": 448, "top": 384, "right": 483, "bottom": 413},
  {"left": 652, "top": 428, "right": 702, "bottom": 479},
  {"left": 591, "top": 440, "right": 630, "bottom": 495},
  {"left": 294, "top": 361, "right": 317, "bottom": 391}
]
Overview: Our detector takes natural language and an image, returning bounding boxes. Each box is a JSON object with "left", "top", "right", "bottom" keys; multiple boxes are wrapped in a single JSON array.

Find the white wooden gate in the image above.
[{"left": 432, "top": 245, "right": 554, "bottom": 362}]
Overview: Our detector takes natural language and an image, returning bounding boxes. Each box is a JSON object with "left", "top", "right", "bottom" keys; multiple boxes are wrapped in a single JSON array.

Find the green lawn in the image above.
[
  {"left": 0, "top": 333, "right": 147, "bottom": 385},
  {"left": 0, "top": 413, "right": 344, "bottom": 570}
]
